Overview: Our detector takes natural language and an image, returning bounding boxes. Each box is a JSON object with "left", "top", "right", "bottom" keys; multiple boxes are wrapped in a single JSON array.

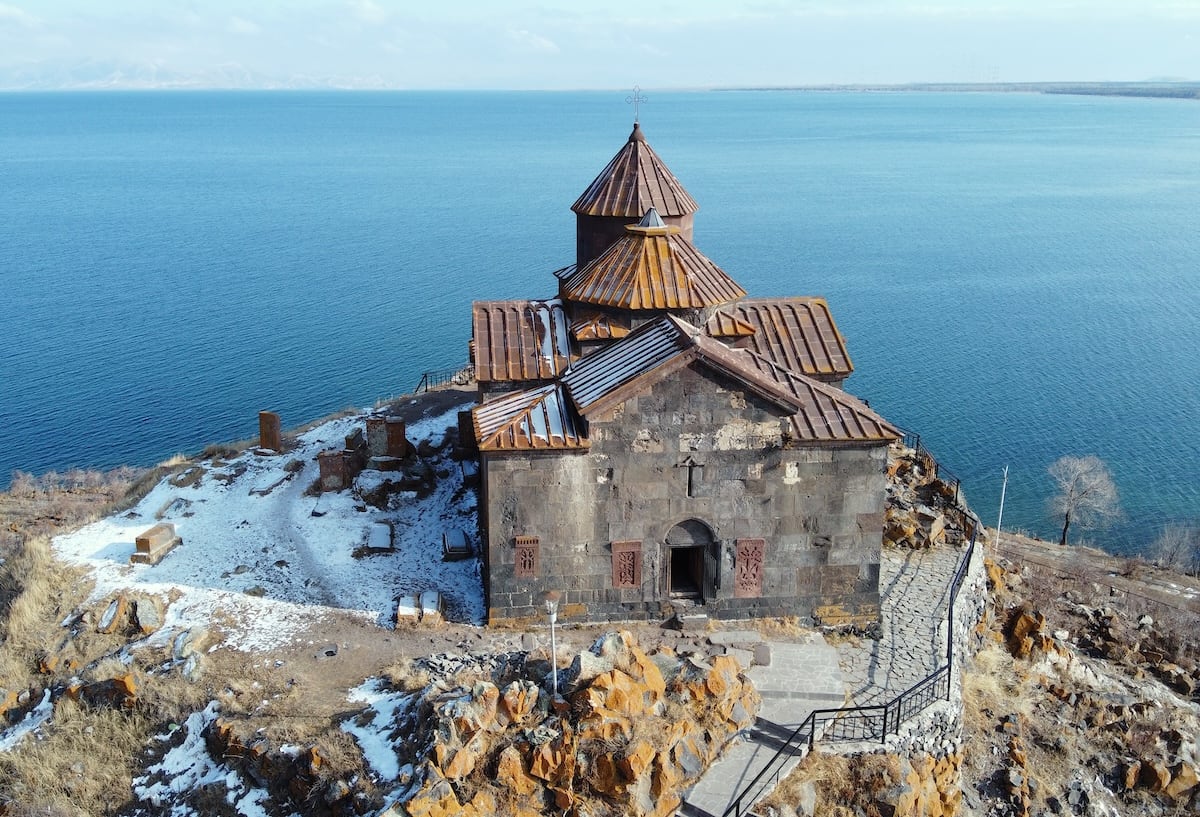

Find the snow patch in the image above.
[
  {"left": 342, "top": 680, "right": 416, "bottom": 783},
  {"left": 51, "top": 404, "right": 483, "bottom": 654},
  {"left": 0, "top": 689, "right": 53, "bottom": 751},
  {"left": 131, "top": 702, "right": 292, "bottom": 817}
]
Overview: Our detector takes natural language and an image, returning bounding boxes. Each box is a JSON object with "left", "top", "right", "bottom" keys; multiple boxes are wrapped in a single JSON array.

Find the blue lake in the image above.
[{"left": 1, "top": 90, "right": 1197, "bottom": 554}]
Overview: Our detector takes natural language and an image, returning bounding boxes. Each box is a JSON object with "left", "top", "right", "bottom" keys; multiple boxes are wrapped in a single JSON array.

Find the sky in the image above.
[{"left": 0, "top": 1, "right": 1197, "bottom": 89}]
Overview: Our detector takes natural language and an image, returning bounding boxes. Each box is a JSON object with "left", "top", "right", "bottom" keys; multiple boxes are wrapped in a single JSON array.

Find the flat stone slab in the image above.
[{"left": 708, "top": 629, "right": 763, "bottom": 647}]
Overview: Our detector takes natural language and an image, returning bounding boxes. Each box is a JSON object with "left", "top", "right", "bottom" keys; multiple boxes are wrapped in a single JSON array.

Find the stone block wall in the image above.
[{"left": 482, "top": 362, "right": 889, "bottom": 625}]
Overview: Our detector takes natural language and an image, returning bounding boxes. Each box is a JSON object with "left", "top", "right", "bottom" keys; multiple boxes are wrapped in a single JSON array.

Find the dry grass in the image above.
[
  {"left": 0, "top": 697, "right": 153, "bottom": 816},
  {"left": 1, "top": 535, "right": 91, "bottom": 665},
  {"left": 759, "top": 750, "right": 902, "bottom": 816},
  {"left": 384, "top": 656, "right": 432, "bottom": 692},
  {"left": 749, "top": 616, "right": 807, "bottom": 640},
  {"left": 961, "top": 643, "right": 1034, "bottom": 725}
]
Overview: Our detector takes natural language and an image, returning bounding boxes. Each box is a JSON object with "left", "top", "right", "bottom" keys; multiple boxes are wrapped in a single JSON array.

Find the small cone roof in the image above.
[
  {"left": 571, "top": 123, "right": 699, "bottom": 218},
  {"left": 561, "top": 209, "right": 745, "bottom": 311}
]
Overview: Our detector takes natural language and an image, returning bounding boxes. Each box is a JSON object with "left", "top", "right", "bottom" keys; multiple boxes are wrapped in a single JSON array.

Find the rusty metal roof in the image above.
[
  {"left": 571, "top": 123, "right": 699, "bottom": 218},
  {"left": 561, "top": 316, "right": 693, "bottom": 413},
  {"left": 713, "top": 297, "right": 853, "bottom": 379},
  {"left": 571, "top": 311, "right": 631, "bottom": 342},
  {"left": 472, "top": 299, "right": 575, "bottom": 384},
  {"left": 560, "top": 221, "right": 746, "bottom": 311},
  {"left": 561, "top": 315, "right": 897, "bottom": 443},
  {"left": 704, "top": 310, "right": 757, "bottom": 338},
  {"left": 473, "top": 384, "right": 588, "bottom": 452},
  {"left": 702, "top": 343, "right": 900, "bottom": 444}
]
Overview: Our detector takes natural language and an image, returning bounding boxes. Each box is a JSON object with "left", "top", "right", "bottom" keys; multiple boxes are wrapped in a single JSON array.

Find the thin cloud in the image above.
[
  {"left": 507, "top": 28, "right": 560, "bottom": 54},
  {"left": 349, "top": 0, "right": 389, "bottom": 25},
  {"left": 0, "top": 2, "right": 38, "bottom": 27},
  {"left": 227, "top": 16, "right": 260, "bottom": 36}
]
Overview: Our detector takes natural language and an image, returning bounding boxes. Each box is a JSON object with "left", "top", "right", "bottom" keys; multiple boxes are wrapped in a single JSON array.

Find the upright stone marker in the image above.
[
  {"left": 317, "top": 451, "right": 347, "bottom": 492},
  {"left": 258, "top": 411, "right": 282, "bottom": 452},
  {"left": 366, "top": 417, "right": 388, "bottom": 458},
  {"left": 385, "top": 418, "right": 410, "bottom": 458}
]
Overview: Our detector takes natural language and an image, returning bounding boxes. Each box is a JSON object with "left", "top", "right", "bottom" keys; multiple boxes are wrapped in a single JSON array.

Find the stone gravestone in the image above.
[
  {"left": 385, "top": 418, "right": 410, "bottom": 458},
  {"left": 317, "top": 451, "right": 347, "bottom": 492},
  {"left": 258, "top": 411, "right": 282, "bottom": 452},
  {"left": 366, "top": 417, "right": 389, "bottom": 458}
]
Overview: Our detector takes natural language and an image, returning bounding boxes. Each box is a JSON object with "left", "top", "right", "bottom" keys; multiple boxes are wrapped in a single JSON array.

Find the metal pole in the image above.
[
  {"left": 996, "top": 465, "right": 1009, "bottom": 546},
  {"left": 550, "top": 610, "right": 558, "bottom": 697},
  {"left": 543, "top": 590, "right": 560, "bottom": 698}
]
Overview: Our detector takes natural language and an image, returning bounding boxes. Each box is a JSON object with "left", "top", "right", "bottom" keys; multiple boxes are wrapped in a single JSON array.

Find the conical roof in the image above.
[
  {"left": 571, "top": 123, "right": 699, "bottom": 218},
  {"left": 560, "top": 210, "right": 745, "bottom": 311}
]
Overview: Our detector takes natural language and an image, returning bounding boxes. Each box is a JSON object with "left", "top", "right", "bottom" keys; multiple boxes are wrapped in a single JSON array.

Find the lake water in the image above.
[{"left": 1, "top": 90, "right": 1197, "bottom": 554}]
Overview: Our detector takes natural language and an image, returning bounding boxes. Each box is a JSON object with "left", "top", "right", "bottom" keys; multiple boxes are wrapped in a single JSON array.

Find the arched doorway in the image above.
[{"left": 665, "top": 519, "right": 716, "bottom": 601}]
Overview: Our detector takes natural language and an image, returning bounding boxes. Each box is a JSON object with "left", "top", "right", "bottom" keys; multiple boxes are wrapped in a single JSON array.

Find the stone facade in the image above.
[{"left": 482, "top": 362, "right": 886, "bottom": 624}]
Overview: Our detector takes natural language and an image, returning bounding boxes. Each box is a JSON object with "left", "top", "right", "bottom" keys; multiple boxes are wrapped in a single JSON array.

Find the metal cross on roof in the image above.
[{"left": 626, "top": 85, "right": 647, "bottom": 122}]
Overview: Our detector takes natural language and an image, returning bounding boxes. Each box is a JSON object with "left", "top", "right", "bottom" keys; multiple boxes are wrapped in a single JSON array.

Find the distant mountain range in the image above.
[
  {"left": 0, "top": 59, "right": 393, "bottom": 90},
  {"left": 727, "top": 81, "right": 1200, "bottom": 100},
  {"left": 1, "top": 63, "right": 1197, "bottom": 96}
]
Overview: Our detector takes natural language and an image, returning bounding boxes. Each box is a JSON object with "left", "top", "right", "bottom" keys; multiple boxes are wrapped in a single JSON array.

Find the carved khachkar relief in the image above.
[
  {"left": 611, "top": 540, "right": 642, "bottom": 588},
  {"left": 734, "top": 538, "right": 765, "bottom": 598},
  {"left": 514, "top": 536, "right": 539, "bottom": 578}
]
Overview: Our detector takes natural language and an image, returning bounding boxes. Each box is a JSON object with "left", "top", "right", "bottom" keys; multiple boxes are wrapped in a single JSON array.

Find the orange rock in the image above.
[
  {"left": 594, "top": 669, "right": 645, "bottom": 717},
  {"left": 649, "top": 792, "right": 682, "bottom": 817},
  {"left": 496, "top": 746, "right": 539, "bottom": 797},
  {"left": 618, "top": 739, "right": 656, "bottom": 781},
  {"left": 499, "top": 681, "right": 539, "bottom": 726},
  {"left": 449, "top": 682, "right": 498, "bottom": 737},
  {"left": 441, "top": 738, "right": 483, "bottom": 779},
  {"left": 550, "top": 786, "right": 574, "bottom": 810},
  {"left": 529, "top": 729, "right": 576, "bottom": 785},
  {"left": 1008, "top": 737, "right": 1028, "bottom": 767},
  {"left": 432, "top": 739, "right": 453, "bottom": 772},
  {"left": 76, "top": 673, "right": 137, "bottom": 710},
  {"left": 1123, "top": 761, "right": 1142, "bottom": 790},
  {"left": 705, "top": 655, "right": 739, "bottom": 698},
  {"left": 403, "top": 766, "right": 461, "bottom": 817},
  {"left": 305, "top": 746, "right": 322, "bottom": 775},
  {"left": 1139, "top": 759, "right": 1172, "bottom": 793},
  {"left": 1165, "top": 763, "right": 1199, "bottom": 800},
  {"left": 651, "top": 750, "right": 683, "bottom": 798},
  {"left": 578, "top": 710, "right": 633, "bottom": 743},
  {"left": 1005, "top": 609, "right": 1045, "bottom": 659},
  {"left": 0, "top": 688, "right": 18, "bottom": 718},
  {"left": 629, "top": 646, "right": 666, "bottom": 692},
  {"left": 96, "top": 595, "right": 129, "bottom": 635},
  {"left": 464, "top": 789, "right": 498, "bottom": 816},
  {"left": 592, "top": 753, "right": 622, "bottom": 795}
]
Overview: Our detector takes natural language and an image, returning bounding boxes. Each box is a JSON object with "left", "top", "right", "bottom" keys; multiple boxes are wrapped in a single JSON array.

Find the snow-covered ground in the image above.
[{"left": 51, "top": 404, "right": 484, "bottom": 653}]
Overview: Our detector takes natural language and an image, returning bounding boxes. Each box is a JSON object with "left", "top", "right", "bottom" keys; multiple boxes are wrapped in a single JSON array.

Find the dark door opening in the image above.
[{"left": 669, "top": 546, "right": 705, "bottom": 599}]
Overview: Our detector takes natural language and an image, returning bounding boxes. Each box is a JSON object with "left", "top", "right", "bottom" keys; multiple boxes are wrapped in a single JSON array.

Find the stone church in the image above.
[{"left": 468, "top": 123, "right": 900, "bottom": 626}]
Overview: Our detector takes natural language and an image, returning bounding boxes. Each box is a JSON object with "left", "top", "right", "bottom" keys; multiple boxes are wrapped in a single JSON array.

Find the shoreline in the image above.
[{"left": 718, "top": 81, "right": 1200, "bottom": 100}]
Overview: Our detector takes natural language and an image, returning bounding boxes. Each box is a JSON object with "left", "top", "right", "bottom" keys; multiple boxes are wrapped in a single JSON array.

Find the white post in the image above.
[
  {"left": 543, "top": 591, "right": 560, "bottom": 698},
  {"left": 996, "top": 465, "right": 1009, "bottom": 546}
]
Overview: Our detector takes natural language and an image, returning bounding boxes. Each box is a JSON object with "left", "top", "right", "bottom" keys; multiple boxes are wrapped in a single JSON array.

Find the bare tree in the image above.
[
  {"left": 1151, "top": 524, "right": 1200, "bottom": 576},
  {"left": 1048, "top": 455, "right": 1120, "bottom": 546}
]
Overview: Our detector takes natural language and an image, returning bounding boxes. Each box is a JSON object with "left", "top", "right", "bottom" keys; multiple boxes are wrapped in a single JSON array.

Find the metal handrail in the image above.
[
  {"left": 414, "top": 364, "right": 475, "bottom": 393},
  {"left": 899, "top": 428, "right": 962, "bottom": 506},
  {"left": 721, "top": 531, "right": 978, "bottom": 817}
]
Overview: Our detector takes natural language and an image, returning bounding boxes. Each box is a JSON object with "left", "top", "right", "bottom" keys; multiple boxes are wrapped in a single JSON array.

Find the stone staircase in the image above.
[{"left": 679, "top": 639, "right": 846, "bottom": 816}]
